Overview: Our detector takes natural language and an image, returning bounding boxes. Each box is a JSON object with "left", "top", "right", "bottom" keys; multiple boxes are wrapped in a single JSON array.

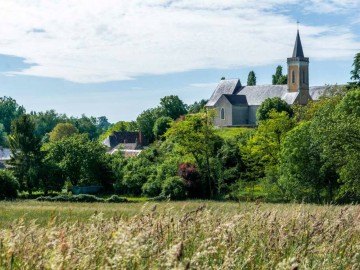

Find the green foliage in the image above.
[
  {"left": 0, "top": 96, "right": 25, "bottom": 134},
  {"left": 36, "top": 194, "right": 129, "bottom": 203},
  {"left": 272, "top": 65, "right": 287, "bottom": 85},
  {"left": 8, "top": 114, "right": 42, "bottom": 193},
  {"left": 161, "top": 176, "right": 186, "bottom": 200},
  {"left": 247, "top": 70, "right": 256, "bottom": 86},
  {"left": 350, "top": 52, "right": 360, "bottom": 85},
  {"left": 153, "top": 116, "right": 173, "bottom": 139},
  {"left": 44, "top": 134, "right": 111, "bottom": 187},
  {"left": 256, "top": 97, "right": 293, "bottom": 121},
  {"left": 165, "top": 112, "right": 222, "bottom": 198},
  {"left": 30, "top": 110, "right": 67, "bottom": 139},
  {"left": 187, "top": 99, "right": 208, "bottom": 114},
  {"left": 0, "top": 124, "right": 7, "bottom": 147},
  {"left": 136, "top": 108, "right": 159, "bottom": 143},
  {"left": 0, "top": 170, "right": 19, "bottom": 200},
  {"left": 49, "top": 123, "right": 79, "bottom": 142},
  {"left": 69, "top": 114, "right": 99, "bottom": 139},
  {"left": 243, "top": 111, "right": 295, "bottom": 197},
  {"left": 99, "top": 121, "right": 138, "bottom": 142},
  {"left": 159, "top": 95, "right": 187, "bottom": 120}
]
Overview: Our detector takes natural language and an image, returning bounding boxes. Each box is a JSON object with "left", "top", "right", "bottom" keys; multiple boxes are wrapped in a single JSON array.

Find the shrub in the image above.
[
  {"left": 105, "top": 195, "right": 128, "bottom": 203},
  {"left": 0, "top": 170, "right": 19, "bottom": 200},
  {"left": 161, "top": 176, "right": 186, "bottom": 200},
  {"left": 142, "top": 178, "right": 162, "bottom": 197}
]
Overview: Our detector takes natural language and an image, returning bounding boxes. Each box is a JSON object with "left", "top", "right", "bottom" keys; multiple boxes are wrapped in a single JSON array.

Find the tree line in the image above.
[{"left": 1, "top": 52, "right": 359, "bottom": 202}]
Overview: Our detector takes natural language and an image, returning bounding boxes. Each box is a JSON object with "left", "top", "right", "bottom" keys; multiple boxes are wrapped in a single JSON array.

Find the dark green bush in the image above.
[
  {"left": 0, "top": 170, "right": 19, "bottom": 200},
  {"left": 161, "top": 176, "right": 186, "bottom": 200}
]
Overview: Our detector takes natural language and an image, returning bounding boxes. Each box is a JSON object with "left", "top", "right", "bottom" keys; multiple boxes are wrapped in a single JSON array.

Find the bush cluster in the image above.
[
  {"left": 36, "top": 194, "right": 128, "bottom": 203},
  {"left": 0, "top": 170, "right": 19, "bottom": 200}
]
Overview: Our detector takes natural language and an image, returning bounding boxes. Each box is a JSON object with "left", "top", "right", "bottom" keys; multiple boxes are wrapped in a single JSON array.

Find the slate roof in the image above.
[
  {"left": 102, "top": 131, "right": 140, "bottom": 149},
  {"left": 223, "top": 94, "right": 247, "bottom": 105},
  {"left": 0, "top": 148, "right": 11, "bottom": 161},
  {"left": 206, "top": 79, "right": 327, "bottom": 107},
  {"left": 206, "top": 79, "right": 242, "bottom": 106},
  {"left": 293, "top": 30, "right": 304, "bottom": 58}
]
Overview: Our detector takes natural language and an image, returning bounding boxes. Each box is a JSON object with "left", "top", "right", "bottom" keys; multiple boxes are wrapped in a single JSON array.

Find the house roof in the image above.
[
  {"left": 102, "top": 131, "right": 140, "bottom": 149},
  {"left": 293, "top": 30, "right": 304, "bottom": 58},
  {"left": 0, "top": 148, "right": 11, "bottom": 161},
  {"left": 223, "top": 94, "right": 248, "bottom": 105},
  {"left": 206, "top": 79, "right": 328, "bottom": 107},
  {"left": 206, "top": 79, "right": 242, "bottom": 106}
]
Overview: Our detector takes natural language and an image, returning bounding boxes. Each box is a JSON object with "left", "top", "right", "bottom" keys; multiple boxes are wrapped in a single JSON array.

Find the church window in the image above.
[
  {"left": 292, "top": 70, "right": 295, "bottom": 84},
  {"left": 220, "top": 108, "right": 225, "bottom": 120}
]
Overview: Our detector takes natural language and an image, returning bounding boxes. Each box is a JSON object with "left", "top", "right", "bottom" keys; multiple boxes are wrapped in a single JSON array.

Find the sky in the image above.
[{"left": 0, "top": 0, "right": 359, "bottom": 122}]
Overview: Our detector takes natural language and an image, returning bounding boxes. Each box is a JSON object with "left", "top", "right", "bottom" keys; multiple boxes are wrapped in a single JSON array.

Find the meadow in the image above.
[{"left": 0, "top": 201, "right": 359, "bottom": 269}]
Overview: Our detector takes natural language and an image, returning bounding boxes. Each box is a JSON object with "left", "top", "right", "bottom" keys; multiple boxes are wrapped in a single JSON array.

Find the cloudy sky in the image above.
[{"left": 0, "top": 0, "right": 359, "bottom": 122}]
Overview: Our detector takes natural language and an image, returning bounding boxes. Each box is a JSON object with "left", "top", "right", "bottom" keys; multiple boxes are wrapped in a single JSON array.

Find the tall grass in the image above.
[{"left": 0, "top": 202, "right": 359, "bottom": 269}]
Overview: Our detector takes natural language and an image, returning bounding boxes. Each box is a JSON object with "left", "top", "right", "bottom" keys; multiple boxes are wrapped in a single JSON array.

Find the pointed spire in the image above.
[{"left": 292, "top": 30, "right": 304, "bottom": 58}]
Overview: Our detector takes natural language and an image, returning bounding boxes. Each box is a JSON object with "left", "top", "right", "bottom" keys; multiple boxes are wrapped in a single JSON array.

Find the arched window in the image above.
[
  {"left": 292, "top": 70, "right": 295, "bottom": 84},
  {"left": 220, "top": 108, "right": 225, "bottom": 120}
]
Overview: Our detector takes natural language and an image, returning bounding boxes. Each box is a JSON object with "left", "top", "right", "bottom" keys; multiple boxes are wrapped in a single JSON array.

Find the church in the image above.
[{"left": 206, "top": 30, "right": 326, "bottom": 127}]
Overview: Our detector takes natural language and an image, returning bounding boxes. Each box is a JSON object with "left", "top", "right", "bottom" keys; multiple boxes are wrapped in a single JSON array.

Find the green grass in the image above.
[
  {"left": 0, "top": 201, "right": 359, "bottom": 269},
  {"left": 215, "top": 127, "right": 253, "bottom": 140}
]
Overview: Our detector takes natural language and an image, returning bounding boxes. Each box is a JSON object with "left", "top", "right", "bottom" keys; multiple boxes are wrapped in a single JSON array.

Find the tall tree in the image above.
[
  {"left": 136, "top": 108, "right": 159, "bottom": 143},
  {"left": 0, "top": 96, "right": 25, "bottom": 134},
  {"left": 350, "top": 52, "right": 360, "bottom": 86},
  {"left": 0, "top": 124, "right": 7, "bottom": 147},
  {"left": 272, "top": 65, "right": 287, "bottom": 85},
  {"left": 8, "top": 114, "right": 42, "bottom": 193},
  {"left": 159, "top": 95, "right": 187, "bottom": 120},
  {"left": 247, "top": 71, "right": 256, "bottom": 86},
  {"left": 165, "top": 112, "right": 221, "bottom": 198}
]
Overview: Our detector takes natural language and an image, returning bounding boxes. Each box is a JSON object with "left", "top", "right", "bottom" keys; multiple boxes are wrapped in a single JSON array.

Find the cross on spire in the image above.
[{"left": 297, "top": 20, "right": 300, "bottom": 30}]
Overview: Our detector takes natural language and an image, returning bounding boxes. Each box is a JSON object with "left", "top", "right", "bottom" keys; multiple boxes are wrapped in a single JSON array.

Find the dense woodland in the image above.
[{"left": 0, "top": 52, "right": 360, "bottom": 203}]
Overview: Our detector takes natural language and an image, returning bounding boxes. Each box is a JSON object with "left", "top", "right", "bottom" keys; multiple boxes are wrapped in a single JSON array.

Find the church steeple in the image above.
[
  {"left": 287, "top": 30, "right": 311, "bottom": 105},
  {"left": 292, "top": 30, "right": 304, "bottom": 58}
]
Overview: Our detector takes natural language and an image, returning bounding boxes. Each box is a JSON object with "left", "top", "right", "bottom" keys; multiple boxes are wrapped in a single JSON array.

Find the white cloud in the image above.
[
  {"left": 0, "top": 0, "right": 359, "bottom": 83},
  {"left": 190, "top": 82, "right": 219, "bottom": 89}
]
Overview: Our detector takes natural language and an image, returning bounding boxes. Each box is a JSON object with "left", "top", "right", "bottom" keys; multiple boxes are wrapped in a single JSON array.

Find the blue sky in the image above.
[{"left": 0, "top": 0, "right": 359, "bottom": 122}]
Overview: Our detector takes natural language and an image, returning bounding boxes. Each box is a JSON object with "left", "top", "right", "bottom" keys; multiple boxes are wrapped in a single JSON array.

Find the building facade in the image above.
[{"left": 206, "top": 30, "right": 327, "bottom": 127}]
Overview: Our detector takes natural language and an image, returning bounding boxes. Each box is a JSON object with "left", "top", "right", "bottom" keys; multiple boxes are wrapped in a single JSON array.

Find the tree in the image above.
[
  {"left": 70, "top": 114, "right": 99, "bottom": 139},
  {"left": 280, "top": 122, "right": 338, "bottom": 202},
  {"left": 272, "top": 65, "right": 287, "bottom": 85},
  {"left": 165, "top": 112, "right": 222, "bottom": 198},
  {"left": 44, "top": 134, "right": 111, "bottom": 187},
  {"left": 243, "top": 111, "right": 295, "bottom": 197},
  {"left": 159, "top": 95, "right": 187, "bottom": 120},
  {"left": 30, "top": 110, "right": 67, "bottom": 139},
  {"left": 187, "top": 99, "right": 208, "bottom": 114},
  {"left": 8, "top": 114, "right": 42, "bottom": 193},
  {"left": 49, "top": 123, "right": 79, "bottom": 142},
  {"left": 136, "top": 108, "right": 159, "bottom": 143},
  {"left": 0, "top": 96, "right": 25, "bottom": 134},
  {"left": 256, "top": 97, "right": 293, "bottom": 121},
  {"left": 0, "top": 124, "right": 7, "bottom": 147},
  {"left": 97, "top": 116, "right": 111, "bottom": 131},
  {"left": 247, "top": 71, "right": 256, "bottom": 86},
  {"left": 153, "top": 116, "right": 173, "bottom": 139},
  {"left": 350, "top": 52, "right": 360, "bottom": 85}
]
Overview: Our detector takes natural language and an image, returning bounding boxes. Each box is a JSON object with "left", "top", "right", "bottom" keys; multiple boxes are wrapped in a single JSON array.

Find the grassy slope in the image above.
[{"left": 215, "top": 127, "right": 253, "bottom": 140}]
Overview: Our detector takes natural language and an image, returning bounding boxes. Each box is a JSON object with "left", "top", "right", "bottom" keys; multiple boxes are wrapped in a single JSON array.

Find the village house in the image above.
[{"left": 206, "top": 30, "right": 327, "bottom": 127}]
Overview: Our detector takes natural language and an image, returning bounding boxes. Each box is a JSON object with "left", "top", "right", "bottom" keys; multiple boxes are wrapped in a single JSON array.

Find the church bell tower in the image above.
[{"left": 287, "top": 30, "right": 311, "bottom": 105}]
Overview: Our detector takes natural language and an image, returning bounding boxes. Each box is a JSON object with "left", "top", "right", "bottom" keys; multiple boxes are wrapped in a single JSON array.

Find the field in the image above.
[{"left": 0, "top": 201, "right": 359, "bottom": 269}]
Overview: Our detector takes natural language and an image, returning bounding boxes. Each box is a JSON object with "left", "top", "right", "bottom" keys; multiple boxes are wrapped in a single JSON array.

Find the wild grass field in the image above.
[{"left": 0, "top": 201, "right": 359, "bottom": 269}]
